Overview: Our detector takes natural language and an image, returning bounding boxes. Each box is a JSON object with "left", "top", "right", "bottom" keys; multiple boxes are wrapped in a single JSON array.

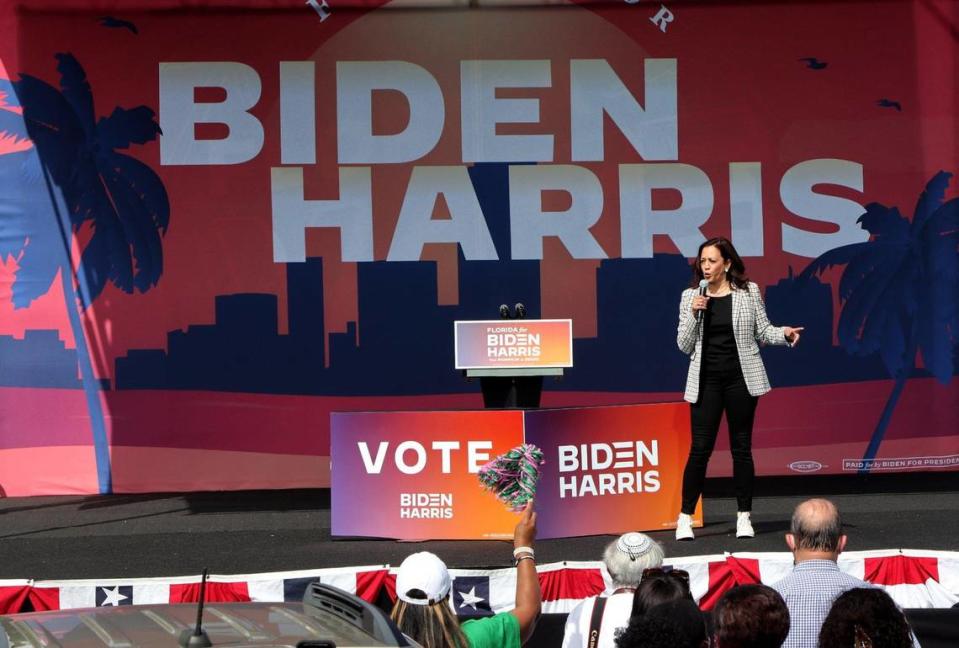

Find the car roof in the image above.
[{"left": 0, "top": 601, "right": 400, "bottom": 648}]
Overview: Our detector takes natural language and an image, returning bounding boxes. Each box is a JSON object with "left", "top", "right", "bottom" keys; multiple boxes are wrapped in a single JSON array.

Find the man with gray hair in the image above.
[
  {"left": 771, "top": 498, "right": 867, "bottom": 648},
  {"left": 562, "top": 531, "right": 664, "bottom": 648}
]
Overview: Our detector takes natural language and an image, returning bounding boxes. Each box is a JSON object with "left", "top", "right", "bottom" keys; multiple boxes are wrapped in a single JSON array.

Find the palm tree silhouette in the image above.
[
  {"left": 0, "top": 53, "right": 169, "bottom": 493},
  {"left": 800, "top": 172, "right": 959, "bottom": 473}
]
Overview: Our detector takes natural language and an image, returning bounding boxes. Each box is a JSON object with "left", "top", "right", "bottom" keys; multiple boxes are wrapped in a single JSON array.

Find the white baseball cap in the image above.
[{"left": 395, "top": 552, "right": 452, "bottom": 605}]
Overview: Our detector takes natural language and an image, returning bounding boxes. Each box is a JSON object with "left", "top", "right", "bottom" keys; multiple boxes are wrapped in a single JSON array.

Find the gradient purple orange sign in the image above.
[
  {"left": 454, "top": 319, "right": 573, "bottom": 370},
  {"left": 524, "top": 402, "right": 700, "bottom": 539},
  {"left": 331, "top": 410, "right": 525, "bottom": 540},
  {"left": 331, "top": 402, "right": 697, "bottom": 540}
]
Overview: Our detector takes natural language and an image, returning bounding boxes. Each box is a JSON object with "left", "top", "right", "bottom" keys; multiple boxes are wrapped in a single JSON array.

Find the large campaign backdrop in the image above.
[{"left": 0, "top": 0, "right": 957, "bottom": 495}]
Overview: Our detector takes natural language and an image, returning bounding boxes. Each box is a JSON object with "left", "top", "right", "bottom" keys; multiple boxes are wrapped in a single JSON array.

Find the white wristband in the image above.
[{"left": 513, "top": 546, "right": 534, "bottom": 558}]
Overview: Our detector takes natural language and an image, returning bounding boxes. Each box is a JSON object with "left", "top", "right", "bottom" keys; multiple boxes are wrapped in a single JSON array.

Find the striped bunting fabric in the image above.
[{"left": 5, "top": 550, "right": 957, "bottom": 616}]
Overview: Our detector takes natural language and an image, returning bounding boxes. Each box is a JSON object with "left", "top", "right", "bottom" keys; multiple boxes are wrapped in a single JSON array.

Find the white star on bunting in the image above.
[
  {"left": 100, "top": 586, "right": 129, "bottom": 607},
  {"left": 457, "top": 586, "right": 485, "bottom": 611}
]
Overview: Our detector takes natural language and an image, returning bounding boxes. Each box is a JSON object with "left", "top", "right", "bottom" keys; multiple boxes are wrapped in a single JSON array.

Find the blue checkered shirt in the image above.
[
  {"left": 772, "top": 560, "right": 921, "bottom": 648},
  {"left": 772, "top": 560, "right": 870, "bottom": 648}
]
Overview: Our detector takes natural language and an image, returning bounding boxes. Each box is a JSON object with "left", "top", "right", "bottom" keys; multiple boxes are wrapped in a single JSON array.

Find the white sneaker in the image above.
[
  {"left": 676, "top": 513, "right": 695, "bottom": 540},
  {"left": 736, "top": 511, "right": 755, "bottom": 538}
]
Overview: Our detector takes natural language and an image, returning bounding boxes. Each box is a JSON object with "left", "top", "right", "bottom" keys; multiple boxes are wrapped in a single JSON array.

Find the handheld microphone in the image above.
[
  {"left": 514, "top": 303, "right": 527, "bottom": 319},
  {"left": 696, "top": 279, "right": 708, "bottom": 323},
  {"left": 499, "top": 304, "right": 511, "bottom": 319}
]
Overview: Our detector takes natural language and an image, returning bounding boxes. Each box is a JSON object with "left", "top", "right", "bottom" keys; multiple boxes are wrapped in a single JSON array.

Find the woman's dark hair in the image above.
[
  {"left": 390, "top": 594, "right": 469, "bottom": 648},
  {"left": 630, "top": 572, "right": 693, "bottom": 618},
  {"left": 818, "top": 588, "right": 913, "bottom": 648},
  {"left": 617, "top": 599, "right": 708, "bottom": 648},
  {"left": 690, "top": 237, "right": 749, "bottom": 289},
  {"left": 712, "top": 584, "right": 789, "bottom": 648}
]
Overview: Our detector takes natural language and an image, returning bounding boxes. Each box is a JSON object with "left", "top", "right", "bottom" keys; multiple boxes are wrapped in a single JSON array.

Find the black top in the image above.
[{"left": 703, "top": 294, "right": 738, "bottom": 372}]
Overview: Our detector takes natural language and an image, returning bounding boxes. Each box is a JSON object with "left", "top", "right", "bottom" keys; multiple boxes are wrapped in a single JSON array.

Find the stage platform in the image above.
[
  {"left": 1, "top": 472, "right": 957, "bottom": 647},
  {"left": 0, "top": 472, "right": 955, "bottom": 580}
]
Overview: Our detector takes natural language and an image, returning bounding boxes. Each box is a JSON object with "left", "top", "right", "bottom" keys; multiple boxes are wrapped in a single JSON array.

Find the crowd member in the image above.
[
  {"left": 818, "top": 588, "right": 915, "bottom": 648},
  {"left": 613, "top": 566, "right": 695, "bottom": 647},
  {"left": 772, "top": 499, "right": 868, "bottom": 648},
  {"left": 629, "top": 567, "right": 693, "bottom": 618},
  {"left": 390, "top": 503, "right": 540, "bottom": 648},
  {"left": 712, "top": 584, "right": 790, "bottom": 648},
  {"left": 562, "top": 532, "right": 664, "bottom": 648},
  {"left": 616, "top": 599, "right": 709, "bottom": 648}
]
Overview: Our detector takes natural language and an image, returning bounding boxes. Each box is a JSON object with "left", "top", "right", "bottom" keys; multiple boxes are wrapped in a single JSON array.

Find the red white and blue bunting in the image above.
[{"left": 3, "top": 549, "right": 957, "bottom": 616}]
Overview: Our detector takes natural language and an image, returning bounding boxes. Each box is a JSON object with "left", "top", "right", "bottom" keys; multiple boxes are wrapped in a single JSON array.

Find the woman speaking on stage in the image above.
[{"left": 674, "top": 237, "right": 803, "bottom": 541}]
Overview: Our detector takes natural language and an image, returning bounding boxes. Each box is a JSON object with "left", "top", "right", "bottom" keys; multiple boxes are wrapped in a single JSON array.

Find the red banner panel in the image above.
[{"left": 0, "top": 0, "right": 956, "bottom": 495}]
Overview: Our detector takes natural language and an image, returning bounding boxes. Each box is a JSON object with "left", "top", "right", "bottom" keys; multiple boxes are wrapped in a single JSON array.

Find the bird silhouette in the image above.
[
  {"left": 798, "top": 57, "right": 827, "bottom": 70},
  {"left": 876, "top": 98, "right": 902, "bottom": 112},
  {"left": 98, "top": 16, "right": 138, "bottom": 34}
]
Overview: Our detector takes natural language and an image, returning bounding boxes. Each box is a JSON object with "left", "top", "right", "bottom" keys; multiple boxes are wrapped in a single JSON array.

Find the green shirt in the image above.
[{"left": 461, "top": 612, "right": 521, "bottom": 648}]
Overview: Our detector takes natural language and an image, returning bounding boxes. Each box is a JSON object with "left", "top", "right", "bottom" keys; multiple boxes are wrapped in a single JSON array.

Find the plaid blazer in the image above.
[{"left": 676, "top": 281, "right": 787, "bottom": 403}]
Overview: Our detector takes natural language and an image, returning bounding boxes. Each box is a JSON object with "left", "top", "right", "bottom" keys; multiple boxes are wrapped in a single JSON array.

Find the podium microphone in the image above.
[
  {"left": 499, "top": 304, "right": 511, "bottom": 319},
  {"left": 514, "top": 303, "right": 527, "bottom": 319},
  {"left": 697, "top": 279, "right": 708, "bottom": 323}
]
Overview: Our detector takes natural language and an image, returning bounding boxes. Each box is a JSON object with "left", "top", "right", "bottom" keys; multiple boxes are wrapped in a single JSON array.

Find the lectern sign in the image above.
[{"left": 454, "top": 319, "right": 573, "bottom": 370}]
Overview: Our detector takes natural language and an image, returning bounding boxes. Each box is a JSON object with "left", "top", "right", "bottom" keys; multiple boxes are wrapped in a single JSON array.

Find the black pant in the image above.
[{"left": 681, "top": 362, "right": 758, "bottom": 514}]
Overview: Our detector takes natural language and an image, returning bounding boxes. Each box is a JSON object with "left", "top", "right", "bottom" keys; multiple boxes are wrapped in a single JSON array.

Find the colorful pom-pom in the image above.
[{"left": 477, "top": 444, "right": 545, "bottom": 512}]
